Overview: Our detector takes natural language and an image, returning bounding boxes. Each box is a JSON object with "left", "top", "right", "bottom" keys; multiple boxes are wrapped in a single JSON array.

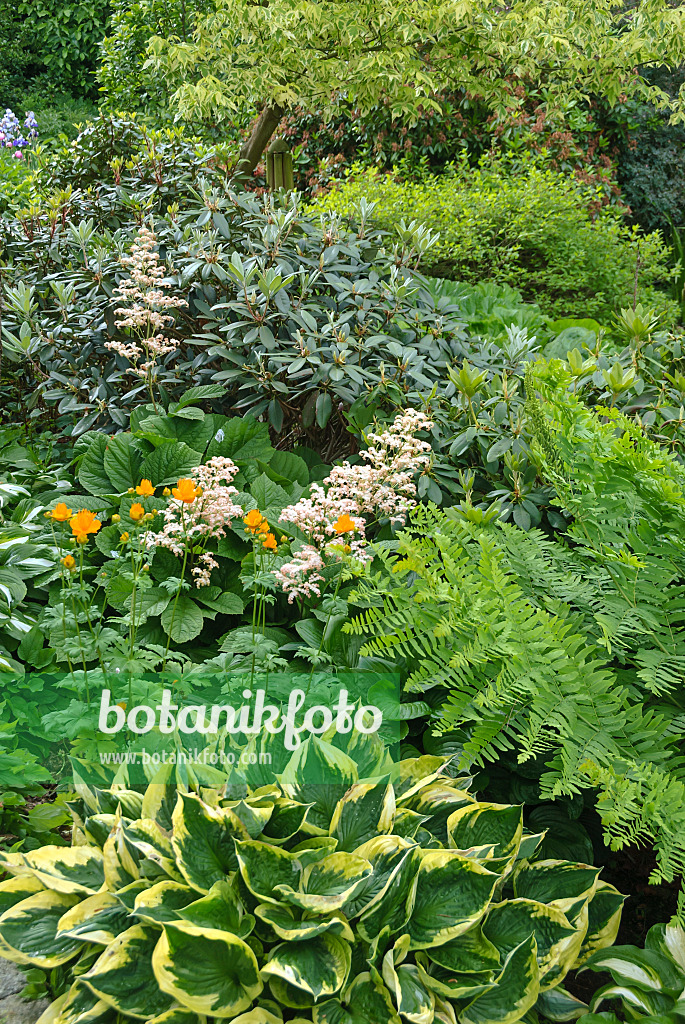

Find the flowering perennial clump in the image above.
[
  {"left": 274, "top": 409, "right": 433, "bottom": 601},
  {"left": 106, "top": 224, "right": 186, "bottom": 405},
  {"left": 144, "top": 459, "right": 243, "bottom": 587},
  {"left": 0, "top": 109, "right": 37, "bottom": 157}
]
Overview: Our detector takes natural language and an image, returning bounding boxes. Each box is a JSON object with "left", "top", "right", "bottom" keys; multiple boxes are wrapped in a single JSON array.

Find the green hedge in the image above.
[{"left": 311, "top": 159, "right": 678, "bottom": 323}]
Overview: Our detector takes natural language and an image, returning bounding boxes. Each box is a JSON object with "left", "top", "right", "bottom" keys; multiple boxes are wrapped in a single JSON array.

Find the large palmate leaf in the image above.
[
  {"left": 408, "top": 850, "right": 500, "bottom": 949},
  {"left": 0, "top": 890, "right": 82, "bottom": 967},
  {"left": 153, "top": 921, "right": 263, "bottom": 1018},
  {"left": 82, "top": 924, "right": 173, "bottom": 1019}
]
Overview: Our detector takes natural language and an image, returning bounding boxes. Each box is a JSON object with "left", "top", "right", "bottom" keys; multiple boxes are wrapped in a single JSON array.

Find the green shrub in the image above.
[
  {"left": 0, "top": 731, "right": 623, "bottom": 1022},
  {"left": 310, "top": 160, "right": 678, "bottom": 323}
]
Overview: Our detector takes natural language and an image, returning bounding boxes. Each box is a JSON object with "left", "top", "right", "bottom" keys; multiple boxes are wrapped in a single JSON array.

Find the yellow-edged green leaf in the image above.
[
  {"left": 20, "top": 846, "right": 105, "bottom": 895},
  {"left": 172, "top": 791, "right": 250, "bottom": 892},
  {"left": 349, "top": 835, "right": 419, "bottom": 920},
  {"left": 575, "top": 881, "right": 625, "bottom": 965},
  {"left": 235, "top": 838, "right": 303, "bottom": 904},
  {"left": 0, "top": 874, "right": 45, "bottom": 914},
  {"left": 426, "top": 923, "right": 501, "bottom": 973},
  {"left": 256, "top": 903, "right": 354, "bottom": 942},
  {"left": 82, "top": 924, "right": 173, "bottom": 1019},
  {"left": 513, "top": 860, "right": 600, "bottom": 904},
  {"left": 329, "top": 780, "right": 395, "bottom": 851},
  {"left": 276, "top": 851, "right": 373, "bottom": 914},
  {"left": 461, "top": 934, "right": 540, "bottom": 1024},
  {"left": 448, "top": 802, "right": 522, "bottom": 863},
  {"left": 408, "top": 850, "right": 499, "bottom": 949},
  {"left": 383, "top": 959, "right": 435, "bottom": 1024},
  {"left": 401, "top": 782, "right": 475, "bottom": 844},
  {"left": 279, "top": 736, "right": 359, "bottom": 831},
  {"left": 57, "top": 892, "right": 130, "bottom": 945},
  {"left": 35, "top": 982, "right": 114, "bottom": 1024},
  {"left": 153, "top": 921, "right": 262, "bottom": 1018},
  {"left": 0, "top": 890, "right": 82, "bottom": 967},
  {"left": 179, "top": 879, "right": 254, "bottom": 938},
  {"left": 132, "top": 880, "right": 197, "bottom": 925},
  {"left": 483, "top": 898, "right": 581, "bottom": 989},
  {"left": 313, "top": 972, "right": 401, "bottom": 1024},
  {"left": 262, "top": 932, "right": 351, "bottom": 1001}
]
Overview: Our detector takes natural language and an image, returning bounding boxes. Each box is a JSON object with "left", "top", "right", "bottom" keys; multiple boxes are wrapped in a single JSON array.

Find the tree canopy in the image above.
[{"left": 148, "top": 0, "right": 685, "bottom": 172}]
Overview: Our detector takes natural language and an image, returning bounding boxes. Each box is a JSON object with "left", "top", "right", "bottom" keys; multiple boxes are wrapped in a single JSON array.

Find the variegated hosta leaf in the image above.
[
  {"left": 400, "top": 782, "right": 476, "bottom": 845},
  {"left": 574, "top": 881, "right": 625, "bottom": 965},
  {"left": 313, "top": 972, "right": 401, "bottom": 1024},
  {"left": 383, "top": 961, "right": 435, "bottom": 1024},
  {"left": 513, "top": 860, "right": 600, "bottom": 904},
  {"left": 230, "top": 1010, "right": 284, "bottom": 1024},
  {"left": 425, "top": 923, "right": 501, "bottom": 974},
  {"left": 517, "top": 832, "right": 545, "bottom": 862},
  {"left": 132, "top": 881, "right": 198, "bottom": 926},
  {"left": 34, "top": 982, "right": 114, "bottom": 1024},
  {"left": 178, "top": 879, "right": 255, "bottom": 938},
  {"left": 14, "top": 846, "right": 105, "bottom": 896},
  {"left": 646, "top": 922, "right": 685, "bottom": 972},
  {"left": 57, "top": 892, "right": 131, "bottom": 945},
  {"left": 153, "top": 921, "right": 263, "bottom": 1018},
  {"left": 461, "top": 934, "right": 540, "bottom": 1024},
  {"left": 236, "top": 838, "right": 303, "bottom": 903},
  {"left": 0, "top": 874, "right": 45, "bottom": 915},
  {"left": 408, "top": 850, "right": 500, "bottom": 949},
  {"left": 278, "top": 736, "right": 359, "bottom": 832},
  {"left": 328, "top": 780, "right": 395, "bottom": 851},
  {"left": 223, "top": 797, "right": 275, "bottom": 838},
  {"left": 393, "top": 758, "right": 456, "bottom": 802},
  {"left": 416, "top": 960, "right": 496, "bottom": 1001},
  {"left": 171, "top": 791, "right": 250, "bottom": 892},
  {"left": 261, "top": 932, "right": 352, "bottom": 1001},
  {"left": 447, "top": 803, "right": 523, "bottom": 866},
  {"left": 260, "top": 797, "right": 311, "bottom": 844},
  {"left": 535, "top": 984, "right": 589, "bottom": 1021},
  {"left": 347, "top": 835, "right": 419, "bottom": 919},
  {"left": 356, "top": 840, "right": 420, "bottom": 942},
  {"left": 146, "top": 1010, "right": 203, "bottom": 1024},
  {"left": 0, "top": 890, "right": 83, "bottom": 967},
  {"left": 275, "top": 851, "right": 373, "bottom": 913},
  {"left": 255, "top": 903, "right": 354, "bottom": 943},
  {"left": 103, "top": 819, "right": 140, "bottom": 891},
  {"left": 123, "top": 818, "right": 184, "bottom": 881},
  {"left": 83, "top": 814, "right": 118, "bottom": 849},
  {"left": 82, "top": 924, "right": 173, "bottom": 1020},
  {"left": 483, "top": 898, "right": 582, "bottom": 990}
]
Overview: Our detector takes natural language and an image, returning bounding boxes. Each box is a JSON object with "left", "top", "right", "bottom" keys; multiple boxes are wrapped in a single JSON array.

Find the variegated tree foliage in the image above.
[{"left": 0, "top": 732, "right": 622, "bottom": 1024}]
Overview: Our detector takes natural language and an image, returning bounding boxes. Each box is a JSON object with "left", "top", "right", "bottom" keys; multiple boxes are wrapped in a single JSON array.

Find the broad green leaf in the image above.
[
  {"left": 461, "top": 935, "right": 540, "bottom": 1024},
  {"left": 172, "top": 792, "right": 250, "bottom": 892},
  {"left": 646, "top": 922, "right": 685, "bottom": 972},
  {"left": 132, "top": 881, "right": 197, "bottom": 925},
  {"left": 83, "top": 923, "right": 173, "bottom": 1019},
  {"left": 276, "top": 851, "right": 373, "bottom": 913},
  {"left": 21, "top": 846, "right": 105, "bottom": 895},
  {"left": 57, "top": 892, "right": 130, "bottom": 945},
  {"left": 408, "top": 850, "right": 499, "bottom": 949},
  {"left": 535, "top": 985, "right": 589, "bottom": 1022},
  {"left": 179, "top": 879, "right": 254, "bottom": 938},
  {"left": 153, "top": 921, "right": 262, "bottom": 1018},
  {"left": 349, "top": 835, "right": 419, "bottom": 920},
  {"left": 401, "top": 782, "right": 475, "bottom": 845},
  {"left": 262, "top": 932, "right": 351, "bottom": 1001},
  {"left": 576, "top": 882, "right": 625, "bottom": 965},
  {"left": 0, "top": 875, "right": 45, "bottom": 916},
  {"left": 279, "top": 735, "right": 359, "bottom": 831},
  {"left": 513, "top": 860, "right": 600, "bottom": 904},
  {"left": 0, "top": 566, "right": 26, "bottom": 606},
  {"left": 177, "top": 384, "right": 226, "bottom": 408},
  {"left": 206, "top": 416, "right": 273, "bottom": 464},
  {"left": 139, "top": 443, "right": 202, "bottom": 487},
  {"left": 255, "top": 903, "right": 354, "bottom": 943},
  {"left": 161, "top": 594, "right": 204, "bottom": 643},
  {"left": 383, "top": 958, "right": 435, "bottom": 1024},
  {"left": 0, "top": 890, "right": 82, "bottom": 967},
  {"left": 235, "top": 838, "right": 303, "bottom": 904},
  {"left": 103, "top": 434, "right": 143, "bottom": 493},
  {"left": 313, "top": 972, "right": 401, "bottom": 1024},
  {"left": 34, "top": 982, "right": 114, "bottom": 1024},
  {"left": 426, "top": 924, "right": 501, "bottom": 974},
  {"left": 448, "top": 802, "right": 522, "bottom": 863},
  {"left": 483, "top": 898, "right": 580, "bottom": 989},
  {"left": 581, "top": 946, "right": 684, "bottom": 995},
  {"left": 329, "top": 780, "right": 395, "bottom": 851},
  {"left": 78, "top": 433, "right": 112, "bottom": 495}
]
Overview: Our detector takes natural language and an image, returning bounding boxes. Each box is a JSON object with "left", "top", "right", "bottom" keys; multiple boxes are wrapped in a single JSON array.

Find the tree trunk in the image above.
[{"left": 235, "top": 103, "right": 285, "bottom": 179}]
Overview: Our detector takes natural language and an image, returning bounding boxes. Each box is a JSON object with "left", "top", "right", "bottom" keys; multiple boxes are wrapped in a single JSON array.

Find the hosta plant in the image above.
[{"left": 0, "top": 731, "right": 623, "bottom": 1024}]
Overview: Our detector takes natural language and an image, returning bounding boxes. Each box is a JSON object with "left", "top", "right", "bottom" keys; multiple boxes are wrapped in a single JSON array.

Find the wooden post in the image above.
[{"left": 266, "top": 138, "right": 294, "bottom": 191}]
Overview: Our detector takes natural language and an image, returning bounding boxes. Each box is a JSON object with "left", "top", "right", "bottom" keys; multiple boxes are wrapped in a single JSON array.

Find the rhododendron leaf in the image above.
[
  {"left": 83, "top": 924, "right": 173, "bottom": 1019},
  {"left": 57, "top": 891, "right": 130, "bottom": 945},
  {"left": 408, "top": 850, "right": 499, "bottom": 949},
  {"left": 261, "top": 932, "right": 351, "bottom": 1000},
  {"left": 152, "top": 921, "right": 262, "bottom": 1017},
  {"left": 172, "top": 792, "right": 250, "bottom": 892},
  {"left": 0, "top": 890, "right": 82, "bottom": 967}
]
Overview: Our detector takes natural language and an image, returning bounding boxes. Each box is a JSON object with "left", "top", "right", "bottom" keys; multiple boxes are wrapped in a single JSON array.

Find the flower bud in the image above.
[{"left": 112, "top": 514, "right": 121, "bottom": 522}]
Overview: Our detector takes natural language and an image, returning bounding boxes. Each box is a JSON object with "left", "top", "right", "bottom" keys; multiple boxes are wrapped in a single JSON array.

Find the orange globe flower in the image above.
[
  {"left": 129, "top": 503, "right": 145, "bottom": 522},
  {"left": 61, "top": 554, "right": 76, "bottom": 570},
  {"left": 243, "top": 509, "right": 265, "bottom": 535},
  {"left": 333, "top": 513, "right": 356, "bottom": 535},
  {"left": 262, "top": 532, "right": 278, "bottom": 551},
  {"left": 136, "top": 479, "right": 155, "bottom": 496},
  {"left": 120, "top": 532, "right": 130, "bottom": 543},
  {"left": 70, "top": 509, "right": 102, "bottom": 544},
  {"left": 172, "top": 478, "right": 201, "bottom": 504},
  {"left": 50, "top": 502, "right": 73, "bottom": 522}
]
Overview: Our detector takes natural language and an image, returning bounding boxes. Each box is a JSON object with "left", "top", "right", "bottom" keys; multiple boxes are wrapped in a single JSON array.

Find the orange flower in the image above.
[
  {"left": 243, "top": 509, "right": 265, "bottom": 534},
  {"left": 50, "top": 502, "right": 73, "bottom": 522},
  {"left": 172, "top": 478, "right": 200, "bottom": 504},
  {"left": 333, "top": 513, "right": 356, "bottom": 535},
  {"left": 262, "top": 532, "right": 277, "bottom": 551},
  {"left": 61, "top": 554, "right": 76, "bottom": 570},
  {"left": 136, "top": 479, "right": 155, "bottom": 496},
  {"left": 257, "top": 520, "right": 270, "bottom": 534},
  {"left": 70, "top": 509, "right": 101, "bottom": 544},
  {"left": 120, "top": 532, "right": 130, "bottom": 543},
  {"left": 129, "top": 503, "right": 145, "bottom": 522}
]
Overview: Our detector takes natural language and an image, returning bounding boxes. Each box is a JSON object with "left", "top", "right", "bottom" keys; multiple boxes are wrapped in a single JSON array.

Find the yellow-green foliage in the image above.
[{"left": 311, "top": 160, "right": 677, "bottom": 323}]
